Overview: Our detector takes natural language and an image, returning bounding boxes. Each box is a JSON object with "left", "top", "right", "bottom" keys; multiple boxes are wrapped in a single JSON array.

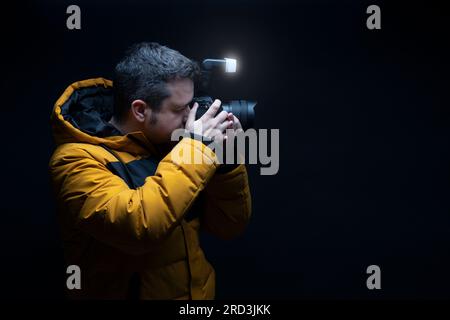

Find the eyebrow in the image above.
[
  {"left": 175, "top": 97, "right": 194, "bottom": 109},
  {"left": 174, "top": 103, "right": 190, "bottom": 109}
]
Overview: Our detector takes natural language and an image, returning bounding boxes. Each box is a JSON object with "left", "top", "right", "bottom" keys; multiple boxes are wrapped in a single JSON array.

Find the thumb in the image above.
[{"left": 186, "top": 102, "right": 198, "bottom": 126}]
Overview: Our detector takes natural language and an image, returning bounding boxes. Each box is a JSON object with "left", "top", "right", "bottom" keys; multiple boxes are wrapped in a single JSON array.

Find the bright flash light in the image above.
[{"left": 224, "top": 58, "right": 237, "bottom": 73}]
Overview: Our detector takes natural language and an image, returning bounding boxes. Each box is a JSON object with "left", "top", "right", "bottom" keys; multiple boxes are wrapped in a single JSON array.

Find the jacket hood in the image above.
[{"left": 51, "top": 78, "right": 157, "bottom": 154}]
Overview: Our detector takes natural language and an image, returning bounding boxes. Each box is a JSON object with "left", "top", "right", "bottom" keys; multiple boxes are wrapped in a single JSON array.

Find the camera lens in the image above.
[{"left": 222, "top": 100, "right": 256, "bottom": 130}]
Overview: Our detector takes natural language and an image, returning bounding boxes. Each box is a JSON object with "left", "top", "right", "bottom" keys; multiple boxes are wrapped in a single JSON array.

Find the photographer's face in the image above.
[{"left": 143, "top": 78, "right": 193, "bottom": 145}]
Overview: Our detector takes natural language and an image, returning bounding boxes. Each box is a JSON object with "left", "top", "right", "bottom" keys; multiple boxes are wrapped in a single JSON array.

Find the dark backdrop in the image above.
[{"left": 1, "top": 0, "right": 450, "bottom": 299}]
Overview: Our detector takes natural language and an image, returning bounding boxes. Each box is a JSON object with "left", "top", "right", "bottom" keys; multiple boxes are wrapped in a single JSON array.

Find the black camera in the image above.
[
  {"left": 193, "top": 96, "right": 256, "bottom": 130},
  {"left": 193, "top": 58, "right": 256, "bottom": 130}
]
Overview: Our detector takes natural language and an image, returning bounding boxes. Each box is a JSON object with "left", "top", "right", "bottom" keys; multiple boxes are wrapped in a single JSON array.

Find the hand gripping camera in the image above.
[{"left": 192, "top": 58, "right": 256, "bottom": 130}]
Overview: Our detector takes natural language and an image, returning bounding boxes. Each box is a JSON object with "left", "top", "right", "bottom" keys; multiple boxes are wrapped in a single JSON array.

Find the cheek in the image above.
[
  {"left": 157, "top": 112, "right": 183, "bottom": 132},
  {"left": 166, "top": 112, "right": 184, "bottom": 126}
]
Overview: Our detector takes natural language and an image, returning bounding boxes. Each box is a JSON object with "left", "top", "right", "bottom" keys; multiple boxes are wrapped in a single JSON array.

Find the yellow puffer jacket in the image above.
[{"left": 48, "top": 78, "right": 252, "bottom": 300}]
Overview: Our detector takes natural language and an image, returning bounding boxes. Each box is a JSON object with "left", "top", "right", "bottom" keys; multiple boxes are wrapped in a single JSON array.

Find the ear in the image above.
[{"left": 130, "top": 100, "right": 150, "bottom": 123}]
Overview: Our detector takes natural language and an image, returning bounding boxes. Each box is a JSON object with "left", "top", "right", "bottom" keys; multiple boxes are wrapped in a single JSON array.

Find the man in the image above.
[{"left": 49, "top": 42, "right": 251, "bottom": 300}]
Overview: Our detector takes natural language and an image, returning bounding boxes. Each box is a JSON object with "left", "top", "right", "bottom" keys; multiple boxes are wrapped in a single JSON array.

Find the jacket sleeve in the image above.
[
  {"left": 200, "top": 164, "right": 252, "bottom": 240},
  {"left": 49, "top": 138, "right": 218, "bottom": 255}
]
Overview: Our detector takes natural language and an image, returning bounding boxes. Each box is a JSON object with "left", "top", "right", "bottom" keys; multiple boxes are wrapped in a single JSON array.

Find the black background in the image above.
[{"left": 1, "top": 0, "right": 450, "bottom": 299}]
